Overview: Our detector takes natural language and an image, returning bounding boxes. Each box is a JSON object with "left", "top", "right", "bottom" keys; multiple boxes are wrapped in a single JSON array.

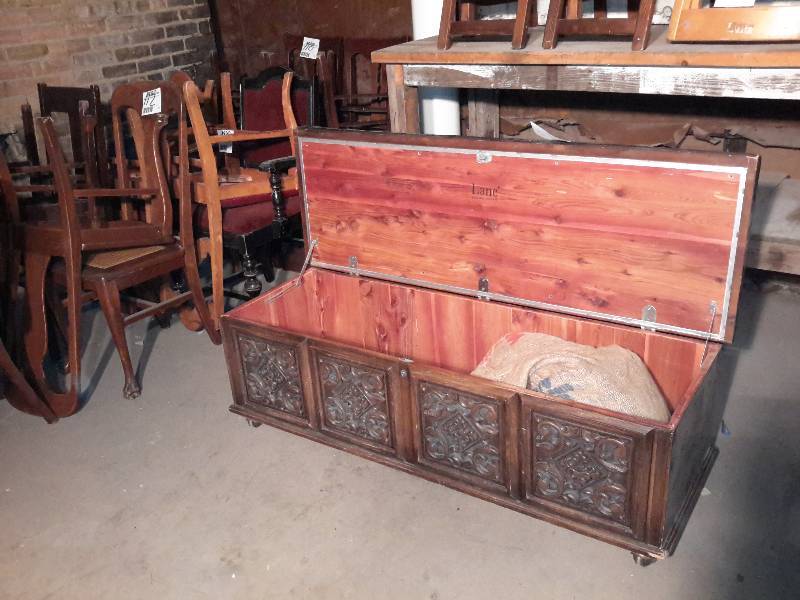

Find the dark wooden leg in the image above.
[
  {"left": 0, "top": 337, "right": 57, "bottom": 423},
  {"left": 437, "top": 0, "right": 457, "bottom": 50},
  {"left": 1, "top": 226, "right": 20, "bottom": 350},
  {"left": 45, "top": 284, "right": 70, "bottom": 373},
  {"left": 95, "top": 279, "right": 140, "bottom": 400},
  {"left": 632, "top": 553, "right": 657, "bottom": 567},
  {"left": 467, "top": 89, "right": 500, "bottom": 138},
  {"left": 632, "top": 0, "right": 657, "bottom": 51},
  {"left": 241, "top": 248, "right": 262, "bottom": 299},
  {"left": 24, "top": 251, "right": 81, "bottom": 417},
  {"left": 386, "top": 65, "right": 420, "bottom": 134}
]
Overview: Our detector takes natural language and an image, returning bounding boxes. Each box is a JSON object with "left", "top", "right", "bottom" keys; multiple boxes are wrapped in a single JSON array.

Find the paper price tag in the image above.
[
  {"left": 218, "top": 129, "right": 234, "bottom": 154},
  {"left": 299, "top": 37, "right": 320, "bottom": 60},
  {"left": 141, "top": 88, "right": 162, "bottom": 116},
  {"left": 714, "top": 0, "right": 755, "bottom": 6}
]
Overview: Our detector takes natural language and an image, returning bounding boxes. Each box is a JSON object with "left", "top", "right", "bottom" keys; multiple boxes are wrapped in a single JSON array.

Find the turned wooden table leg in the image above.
[{"left": 386, "top": 64, "right": 420, "bottom": 134}]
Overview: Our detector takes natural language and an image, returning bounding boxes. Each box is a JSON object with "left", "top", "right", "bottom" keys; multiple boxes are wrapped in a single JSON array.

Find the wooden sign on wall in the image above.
[{"left": 668, "top": 0, "right": 800, "bottom": 42}]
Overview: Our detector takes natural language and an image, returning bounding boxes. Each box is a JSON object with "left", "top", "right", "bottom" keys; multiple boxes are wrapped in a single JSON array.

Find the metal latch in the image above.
[
  {"left": 476, "top": 151, "right": 492, "bottom": 165},
  {"left": 641, "top": 305, "right": 657, "bottom": 331},
  {"left": 349, "top": 256, "right": 359, "bottom": 277},
  {"left": 478, "top": 277, "right": 490, "bottom": 301},
  {"left": 399, "top": 357, "right": 413, "bottom": 378}
]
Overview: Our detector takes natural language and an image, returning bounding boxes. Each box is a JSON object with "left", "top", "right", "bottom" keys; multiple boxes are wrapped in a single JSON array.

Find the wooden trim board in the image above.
[{"left": 372, "top": 25, "right": 800, "bottom": 68}]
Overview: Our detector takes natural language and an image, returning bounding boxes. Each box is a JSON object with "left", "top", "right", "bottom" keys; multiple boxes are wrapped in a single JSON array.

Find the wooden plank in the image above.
[
  {"left": 467, "top": 89, "right": 500, "bottom": 138},
  {"left": 372, "top": 25, "right": 800, "bottom": 69},
  {"left": 386, "top": 64, "right": 420, "bottom": 134},
  {"left": 403, "top": 64, "right": 800, "bottom": 100},
  {"left": 747, "top": 177, "right": 800, "bottom": 276},
  {"left": 298, "top": 132, "right": 756, "bottom": 342}
]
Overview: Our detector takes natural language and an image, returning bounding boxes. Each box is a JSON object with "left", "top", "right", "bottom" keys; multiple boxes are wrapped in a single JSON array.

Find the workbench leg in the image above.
[
  {"left": 467, "top": 89, "right": 500, "bottom": 138},
  {"left": 387, "top": 64, "right": 420, "bottom": 134}
]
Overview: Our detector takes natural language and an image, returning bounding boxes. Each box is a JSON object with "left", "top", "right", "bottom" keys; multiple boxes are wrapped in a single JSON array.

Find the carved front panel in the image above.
[
  {"left": 237, "top": 334, "right": 306, "bottom": 418},
  {"left": 418, "top": 382, "right": 504, "bottom": 485},
  {"left": 531, "top": 415, "right": 633, "bottom": 526},
  {"left": 317, "top": 354, "right": 393, "bottom": 450}
]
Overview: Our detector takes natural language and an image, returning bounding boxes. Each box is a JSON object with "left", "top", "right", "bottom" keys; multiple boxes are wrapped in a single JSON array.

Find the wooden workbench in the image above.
[{"left": 372, "top": 25, "right": 800, "bottom": 275}]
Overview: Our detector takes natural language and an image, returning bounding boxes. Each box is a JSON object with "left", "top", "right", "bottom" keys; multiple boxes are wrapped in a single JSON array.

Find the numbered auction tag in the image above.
[
  {"left": 217, "top": 129, "right": 234, "bottom": 154},
  {"left": 299, "top": 37, "right": 320, "bottom": 60},
  {"left": 141, "top": 88, "right": 162, "bottom": 116}
]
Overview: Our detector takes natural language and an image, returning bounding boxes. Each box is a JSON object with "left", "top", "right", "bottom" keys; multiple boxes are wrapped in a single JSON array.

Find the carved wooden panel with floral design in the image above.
[
  {"left": 417, "top": 381, "right": 504, "bottom": 485},
  {"left": 530, "top": 415, "right": 633, "bottom": 526},
  {"left": 237, "top": 334, "right": 306, "bottom": 418},
  {"left": 316, "top": 354, "right": 394, "bottom": 450}
]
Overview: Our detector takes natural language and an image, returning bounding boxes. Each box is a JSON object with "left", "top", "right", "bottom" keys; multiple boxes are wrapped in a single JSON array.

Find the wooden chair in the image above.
[
  {"left": 170, "top": 70, "right": 237, "bottom": 131},
  {"left": 181, "top": 73, "right": 302, "bottom": 333},
  {"left": 37, "top": 83, "right": 112, "bottom": 186},
  {"left": 239, "top": 66, "right": 314, "bottom": 166},
  {"left": 285, "top": 34, "right": 344, "bottom": 83},
  {"left": 10, "top": 82, "right": 215, "bottom": 416},
  {"left": 438, "top": 0, "right": 537, "bottom": 50},
  {"left": 543, "top": 0, "right": 656, "bottom": 51},
  {"left": 317, "top": 38, "right": 406, "bottom": 131}
]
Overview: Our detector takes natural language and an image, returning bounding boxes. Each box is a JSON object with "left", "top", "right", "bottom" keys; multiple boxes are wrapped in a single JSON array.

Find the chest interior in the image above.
[{"left": 233, "top": 267, "right": 717, "bottom": 425}]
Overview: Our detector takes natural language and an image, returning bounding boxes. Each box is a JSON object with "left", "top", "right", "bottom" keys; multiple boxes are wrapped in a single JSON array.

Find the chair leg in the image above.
[
  {"left": 95, "top": 280, "right": 140, "bottom": 400},
  {"left": 207, "top": 208, "right": 226, "bottom": 332},
  {"left": 512, "top": 0, "right": 534, "bottom": 50},
  {"left": 184, "top": 239, "right": 221, "bottom": 345},
  {"left": 543, "top": 0, "right": 567, "bottom": 49},
  {"left": 24, "top": 250, "right": 81, "bottom": 417},
  {"left": 1, "top": 340, "right": 58, "bottom": 423},
  {"left": 241, "top": 247, "right": 262, "bottom": 299},
  {"left": 437, "top": 0, "right": 457, "bottom": 50}
]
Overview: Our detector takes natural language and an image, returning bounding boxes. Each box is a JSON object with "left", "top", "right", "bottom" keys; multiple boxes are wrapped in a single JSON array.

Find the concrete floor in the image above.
[{"left": 1, "top": 279, "right": 799, "bottom": 600}]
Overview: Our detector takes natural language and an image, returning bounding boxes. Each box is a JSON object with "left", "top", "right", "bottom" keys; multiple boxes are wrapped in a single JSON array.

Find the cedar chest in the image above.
[{"left": 221, "top": 129, "right": 759, "bottom": 565}]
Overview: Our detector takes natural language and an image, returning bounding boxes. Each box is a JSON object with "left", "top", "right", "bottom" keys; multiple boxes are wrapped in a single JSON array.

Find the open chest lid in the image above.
[{"left": 296, "top": 128, "right": 759, "bottom": 344}]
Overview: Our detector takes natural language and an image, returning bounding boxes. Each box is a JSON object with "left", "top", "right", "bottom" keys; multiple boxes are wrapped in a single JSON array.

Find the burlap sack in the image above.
[{"left": 471, "top": 332, "right": 670, "bottom": 422}]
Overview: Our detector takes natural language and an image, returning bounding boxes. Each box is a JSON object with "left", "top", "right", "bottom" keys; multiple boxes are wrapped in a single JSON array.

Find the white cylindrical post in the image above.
[{"left": 411, "top": 0, "right": 461, "bottom": 136}]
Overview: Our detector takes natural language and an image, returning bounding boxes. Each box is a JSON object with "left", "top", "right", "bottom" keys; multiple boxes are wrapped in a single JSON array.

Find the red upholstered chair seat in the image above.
[{"left": 196, "top": 189, "right": 301, "bottom": 235}]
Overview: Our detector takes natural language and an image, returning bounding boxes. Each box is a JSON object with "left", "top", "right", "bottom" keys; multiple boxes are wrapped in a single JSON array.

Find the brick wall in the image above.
[{"left": 0, "top": 0, "right": 217, "bottom": 136}]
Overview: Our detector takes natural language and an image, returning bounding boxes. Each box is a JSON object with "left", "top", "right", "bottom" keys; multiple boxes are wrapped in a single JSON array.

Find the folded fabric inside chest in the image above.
[{"left": 471, "top": 332, "right": 671, "bottom": 423}]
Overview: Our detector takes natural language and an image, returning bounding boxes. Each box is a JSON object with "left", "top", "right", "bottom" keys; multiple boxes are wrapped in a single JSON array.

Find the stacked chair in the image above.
[
  {"left": 0, "top": 68, "right": 305, "bottom": 420},
  {"left": 284, "top": 34, "right": 408, "bottom": 130}
]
